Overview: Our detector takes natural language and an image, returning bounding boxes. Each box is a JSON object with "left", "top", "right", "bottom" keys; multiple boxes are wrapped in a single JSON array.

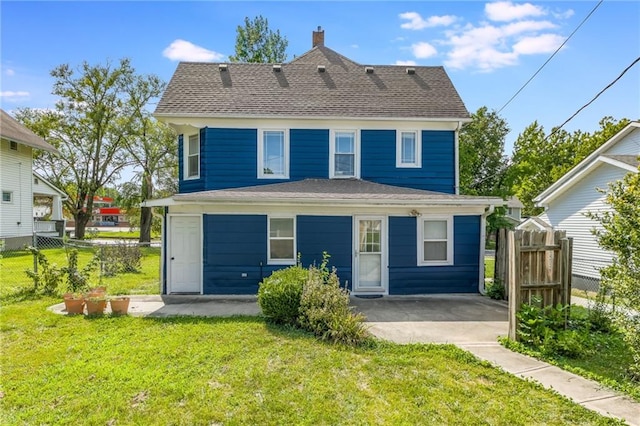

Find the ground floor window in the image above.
[
  {"left": 268, "top": 216, "right": 295, "bottom": 264},
  {"left": 418, "top": 216, "right": 453, "bottom": 266}
]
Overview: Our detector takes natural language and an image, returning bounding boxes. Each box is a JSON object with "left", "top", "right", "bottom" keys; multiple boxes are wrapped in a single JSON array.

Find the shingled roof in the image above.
[
  {"left": 1, "top": 109, "right": 58, "bottom": 153},
  {"left": 155, "top": 45, "right": 469, "bottom": 120},
  {"left": 157, "top": 179, "right": 500, "bottom": 206}
]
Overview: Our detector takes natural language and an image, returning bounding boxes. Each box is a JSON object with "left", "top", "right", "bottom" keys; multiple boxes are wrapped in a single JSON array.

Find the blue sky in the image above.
[{"left": 1, "top": 1, "right": 639, "bottom": 154}]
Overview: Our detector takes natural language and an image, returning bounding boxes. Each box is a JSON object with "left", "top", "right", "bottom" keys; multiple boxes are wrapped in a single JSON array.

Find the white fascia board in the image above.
[
  {"left": 535, "top": 122, "right": 640, "bottom": 203},
  {"left": 535, "top": 156, "right": 637, "bottom": 206},
  {"left": 32, "top": 171, "right": 68, "bottom": 199},
  {"left": 142, "top": 197, "right": 177, "bottom": 207}
]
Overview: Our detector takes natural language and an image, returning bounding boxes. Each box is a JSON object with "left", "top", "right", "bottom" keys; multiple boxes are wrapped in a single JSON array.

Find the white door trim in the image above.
[
  {"left": 352, "top": 215, "right": 388, "bottom": 295},
  {"left": 167, "top": 213, "right": 203, "bottom": 294}
]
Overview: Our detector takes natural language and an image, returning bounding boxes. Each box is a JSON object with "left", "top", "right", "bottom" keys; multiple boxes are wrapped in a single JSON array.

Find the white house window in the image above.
[
  {"left": 258, "top": 129, "right": 289, "bottom": 178},
  {"left": 2, "top": 191, "right": 13, "bottom": 203},
  {"left": 10, "top": 141, "right": 18, "bottom": 150},
  {"left": 396, "top": 131, "right": 421, "bottom": 168},
  {"left": 418, "top": 216, "right": 453, "bottom": 266},
  {"left": 330, "top": 130, "right": 359, "bottom": 178},
  {"left": 186, "top": 134, "right": 200, "bottom": 179},
  {"left": 268, "top": 217, "right": 296, "bottom": 264}
]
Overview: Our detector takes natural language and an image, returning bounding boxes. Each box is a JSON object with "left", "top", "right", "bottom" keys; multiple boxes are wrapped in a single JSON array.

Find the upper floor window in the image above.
[
  {"left": 185, "top": 134, "right": 200, "bottom": 179},
  {"left": 396, "top": 131, "right": 421, "bottom": 168},
  {"left": 268, "top": 216, "right": 296, "bottom": 264},
  {"left": 2, "top": 191, "right": 13, "bottom": 203},
  {"left": 418, "top": 216, "right": 453, "bottom": 266},
  {"left": 330, "top": 130, "right": 359, "bottom": 178},
  {"left": 258, "top": 129, "right": 289, "bottom": 179}
]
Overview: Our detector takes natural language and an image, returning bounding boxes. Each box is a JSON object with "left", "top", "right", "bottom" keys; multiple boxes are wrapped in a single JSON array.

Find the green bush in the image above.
[
  {"left": 485, "top": 280, "right": 505, "bottom": 300},
  {"left": 257, "top": 265, "right": 308, "bottom": 325},
  {"left": 101, "top": 244, "right": 142, "bottom": 276},
  {"left": 298, "top": 264, "right": 368, "bottom": 345}
]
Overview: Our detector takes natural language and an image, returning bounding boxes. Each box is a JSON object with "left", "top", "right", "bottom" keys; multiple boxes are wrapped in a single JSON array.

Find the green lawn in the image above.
[
  {"left": 485, "top": 256, "right": 495, "bottom": 279},
  {"left": 0, "top": 246, "right": 160, "bottom": 303},
  {"left": 0, "top": 299, "right": 620, "bottom": 425},
  {"left": 90, "top": 230, "right": 161, "bottom": 239}
]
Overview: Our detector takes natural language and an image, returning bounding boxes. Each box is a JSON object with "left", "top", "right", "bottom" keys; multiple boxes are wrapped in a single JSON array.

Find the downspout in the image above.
[
  {"left": 479, "top": 204, "right": 495, "bottom": 295},
  {"left": 454, "top": 121, "right": 461, "bottom": 195}
]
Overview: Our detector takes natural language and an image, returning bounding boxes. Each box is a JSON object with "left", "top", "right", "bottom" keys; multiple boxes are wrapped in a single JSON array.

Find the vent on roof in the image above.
[
  {"left": 219, "top": 64, "right": 228, "bottom": 72},
  {"left": 406, "top": 67, "right": 416, "bottom": 75},
  {"left": 273, "top": 64, "right": 282, "bottom": 72},
  {"left": 317, "top": 65, "right": 326, "bottom": 73},
  {"left": 10, "top": 141, "right": 17, "bottom": 150},
  {"left": 365, "top": 66, "right": 374, "bottom": 74}
]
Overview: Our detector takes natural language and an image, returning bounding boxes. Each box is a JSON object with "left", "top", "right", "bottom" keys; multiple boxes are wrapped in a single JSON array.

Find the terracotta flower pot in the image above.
[
  {"left": 85, "top": 298, "right": 107, "bottom": 315},
  {"left": 63, "top": 297, "right": 85, "bottom": 315},
  {"left": 110, "top": 297, "right": 130, "bottom": 315}
]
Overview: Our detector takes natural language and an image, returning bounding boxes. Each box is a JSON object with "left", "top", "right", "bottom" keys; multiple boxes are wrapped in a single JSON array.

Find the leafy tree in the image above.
[
  {"left": 229, "top": 16, "right": 288, "bottom": 63},
  {"left": 507, "top": 117, "right": 630, "bottom": 216},
  {"left": 15, "top": 59, "right": 163, "bottom": 239},
  {"left": 121, "top": 74, "right": 177, "bottom": 243},
  {"left": 588, "top": 165, "right": 640, "bottom": 379},
  {"left": 459, "top": 107, "right": 510, "bottom": 197}
]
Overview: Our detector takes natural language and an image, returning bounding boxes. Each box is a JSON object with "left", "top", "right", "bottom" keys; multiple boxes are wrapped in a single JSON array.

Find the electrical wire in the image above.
[
  {"left": 546, "top": 55, "right": 640, "bottom": 141},
  {"left": 498, "top": 0, "right": 603, "bottom": 114}
]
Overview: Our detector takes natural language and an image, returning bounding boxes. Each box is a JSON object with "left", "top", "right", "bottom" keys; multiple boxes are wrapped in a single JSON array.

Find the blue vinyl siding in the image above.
[
  {"left": 388, "top": 215, "right": 480, "bottom": 294},
  {"left": 291, "top": 129, "right": 329, "bottom": 179},
  {"left": 203, "top": 128, "right": 263, "bottom": 190},
  {"left": 297, "top": 215, "right": 352, "bottom": 288},
  {"left": 178, "top": 132, "right": 206, "bottom": 193},
  {"left": 361, "top": 130, "right": 455, "bottom": 193}
]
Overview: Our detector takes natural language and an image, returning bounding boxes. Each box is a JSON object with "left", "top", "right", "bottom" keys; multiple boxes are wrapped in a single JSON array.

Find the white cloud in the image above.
[
  {"left": 395, "top": 60, "right": 417, "bottom": 66},
  {"left": 5, "top": 69, "right": 15, "bottom": 76},
  {"left": 411, "top": 42, "right": 437, "bottom": 58},
  {"left": 351, "top": 44, "right": 359, "bottom": 49},
  {"left": 400, "top": 12, "right": 457, "bottom": 30},
  {"left": 162, "top": 39, "right": 224, "bottom": 62},
  {"left": 553, "top": 9, "right": 575, "bottom": 19},
  {"left": 502, "top": 20, "right": 556, "bottom": 36},
  {"left": 485, "top": 1, "right": 546, "bottom": 22},
  {"left": 0, "top": 90, "right": 30, "bottom": 99},
  {"left": 513, "top": 33, "right": 565, "bottom": 54}
]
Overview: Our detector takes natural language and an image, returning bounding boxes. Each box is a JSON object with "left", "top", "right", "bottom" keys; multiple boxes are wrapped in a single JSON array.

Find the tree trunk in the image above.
[
  {"left": 74, "top": 210, "right": 92, "bottom": 239},
  {"left": 139, "top": 207, "right": 152, "bottom": 243}
]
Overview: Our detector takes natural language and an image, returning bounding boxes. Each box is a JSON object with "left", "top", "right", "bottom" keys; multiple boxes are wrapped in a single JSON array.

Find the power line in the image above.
[
  {"left": 546, "top": 55, "right": 640, "bottom": 141},
  {"left": 498, "top": 0, "right": 603, "bottom": 114}
]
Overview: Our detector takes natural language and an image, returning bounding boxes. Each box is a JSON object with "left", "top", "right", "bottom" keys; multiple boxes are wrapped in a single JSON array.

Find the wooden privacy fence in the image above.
[{"left": 495, "top": 229, "right": 573, "bottom": 340}]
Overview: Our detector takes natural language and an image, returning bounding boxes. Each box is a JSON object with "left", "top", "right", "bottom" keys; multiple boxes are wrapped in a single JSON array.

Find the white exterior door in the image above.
[
  {"left": 169, "top": 215, "right": 202, "bottom": 294},
  {"left": 354, "top": 216, "right": 387, "bottom": 293}
]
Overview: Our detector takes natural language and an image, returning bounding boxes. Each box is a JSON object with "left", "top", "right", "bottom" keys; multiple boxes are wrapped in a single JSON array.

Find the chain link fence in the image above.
[
  {"left": 571, "top": 257, "right": 611, "bottom": 294},
  {"left": 0, "top": 233, "right": 161, "bottom": 299}
]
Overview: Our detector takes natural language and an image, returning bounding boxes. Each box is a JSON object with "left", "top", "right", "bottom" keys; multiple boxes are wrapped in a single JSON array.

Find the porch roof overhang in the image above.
[{"left": 143, "top": 179, "right": 502, "bottom": 209}]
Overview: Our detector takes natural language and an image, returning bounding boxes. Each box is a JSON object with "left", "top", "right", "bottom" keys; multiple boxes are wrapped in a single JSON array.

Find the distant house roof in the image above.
[
  {"left": 516, "top": 216, "right": 552, "bottom": 231},
  {"left": 0, "top": 109, "right": 58, "bottom": 153},
  {"left": 155, "top": 44, "right": 470, "bottom": 121},
  {"left": 506, "top": 196, "right": 524, "bottom": 209},
  {"left": 535, "top": 121, "right": 640, "bottom": 206},
  {"left": 33, "top": 171, "right": 67, "bottom": 199},
  {"left": 145, "top": 178, "right": 501, "bottom": 207}
]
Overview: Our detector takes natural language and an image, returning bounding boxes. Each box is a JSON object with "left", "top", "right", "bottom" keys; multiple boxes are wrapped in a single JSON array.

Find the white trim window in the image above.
[
  {"left": 268, "top": 216, "right": 296, "bottom": 264},
  {"left": 258, "top": 129, "right": 289, "bottom": 179},
  {"left": 396, "top": 131, "right": 421, "bottom": 168},
  {"left": 185, "top": 133, "right": 200, "bottom": 179},
  {"left": 2, "top": 190, "right": 13, "bottom": 203},
  {"left": 418, "top": 216, "right": 453, "bottom": 266},
  {"left": 330, "top": 130, "right": 359, "bottom": 178}
]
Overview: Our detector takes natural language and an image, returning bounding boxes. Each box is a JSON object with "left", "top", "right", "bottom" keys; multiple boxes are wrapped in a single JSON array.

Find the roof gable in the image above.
[
  {"left": 535, "top": 122, "right": 640, "bottom": 205},
  {"left": 1, "top": 109, "right": 58, "bottom": 153},
  {"left": 155, "top": 45, "right": 469, "bottom": 121}
]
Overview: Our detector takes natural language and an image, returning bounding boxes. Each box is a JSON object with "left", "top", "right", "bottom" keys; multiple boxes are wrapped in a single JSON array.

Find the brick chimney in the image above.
[{"left": 312, "top": 26, "right": 324, "bottom": 47}]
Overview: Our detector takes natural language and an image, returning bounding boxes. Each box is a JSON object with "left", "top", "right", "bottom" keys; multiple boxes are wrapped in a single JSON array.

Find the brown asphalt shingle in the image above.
[
  {"left": 0, "top": 109, "right": 58, "bottom": 153},
  {"left": 155, "top": 45, "right": 470, "bottom": 120}
]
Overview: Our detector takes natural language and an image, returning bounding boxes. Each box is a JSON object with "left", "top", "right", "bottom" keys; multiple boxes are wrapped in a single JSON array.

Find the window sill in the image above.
[
  {"left": 418, "top": 260, "right": 453, "bottom": 267},
  {"left": 268, "top": 259, "right": 296, "bottom": 266}
]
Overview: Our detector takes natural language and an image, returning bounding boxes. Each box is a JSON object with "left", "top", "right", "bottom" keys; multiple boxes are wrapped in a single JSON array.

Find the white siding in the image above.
[
  {"left": 0, "top": 139, "right": 34, "bottom": 238},
  {"left": 604, "top": 127, "right": 640, "bottom": 155},
  {"left": 542, "top": 163, "right": 628, "bottom": 279}
]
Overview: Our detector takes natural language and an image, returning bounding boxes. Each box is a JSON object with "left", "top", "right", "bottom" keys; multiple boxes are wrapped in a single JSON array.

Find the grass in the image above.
[
  {"left": 89, "top": 230, "right": 161, "bottom": 240},
  {"left": 0, "top": 299, "right": 622, "bottom": 425},
  {"left": 502, "top": 306, "right": 640, "bottom": 402},
  {"left": 485, "top": 256, "right": 495, "bottom": 279},
  {"left": 0, "top": 246, "right": 160, "bottom": 303}
]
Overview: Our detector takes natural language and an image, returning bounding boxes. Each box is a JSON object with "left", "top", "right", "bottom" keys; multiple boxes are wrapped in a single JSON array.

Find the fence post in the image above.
[
  {"left": 508, "top": 230, "right": 521, "bottom": 340},
  {"left": 32, "top": 232, "right": 38, "bottom": 273}
]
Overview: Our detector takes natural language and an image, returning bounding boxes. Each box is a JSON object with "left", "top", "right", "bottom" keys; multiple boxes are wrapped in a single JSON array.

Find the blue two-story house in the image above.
[{"left": 147, "top": 29, "right": 500, "bottom": 296}]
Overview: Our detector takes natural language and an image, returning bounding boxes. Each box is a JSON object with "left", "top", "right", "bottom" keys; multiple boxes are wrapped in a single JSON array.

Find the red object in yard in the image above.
[{"left": 99, "top": 207, "right": 121, "bottom": 215}]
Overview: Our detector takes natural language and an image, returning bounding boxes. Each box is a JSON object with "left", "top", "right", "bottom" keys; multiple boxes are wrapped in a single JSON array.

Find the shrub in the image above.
[
  {"left": 101, "top": 243, "right": 142, "bottom": 276},
  {"left": 298, "top": 264, "right": 368, "bottom": 345},
  {"left": 485, "top": 280, "right": 505, "bottom": 300},
  {"left": 24, "top": 247, "right": 64, "bottom": 295},
  {"left": 257, "top": 265, "right": 308, "bottom": 325},
  {"left": 62, "top": 249, "right": 99, "bottom": 293}
]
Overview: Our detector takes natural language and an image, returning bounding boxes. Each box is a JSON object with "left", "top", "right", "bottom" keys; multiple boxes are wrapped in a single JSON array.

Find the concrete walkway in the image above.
[{"left": 49, "top": 294, "right": 639, "bottom": 424}]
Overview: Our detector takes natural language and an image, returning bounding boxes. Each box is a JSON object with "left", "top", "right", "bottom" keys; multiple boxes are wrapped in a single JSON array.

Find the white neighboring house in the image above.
[
  {"left": 526, "top": 121, "right": 639, "bottom": 289},
  {"left": 0, "top": 109, "right": 59, "bottom": 249},
  {"left": 32, "top": 171, "right": 67, "bottom": 236}
]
